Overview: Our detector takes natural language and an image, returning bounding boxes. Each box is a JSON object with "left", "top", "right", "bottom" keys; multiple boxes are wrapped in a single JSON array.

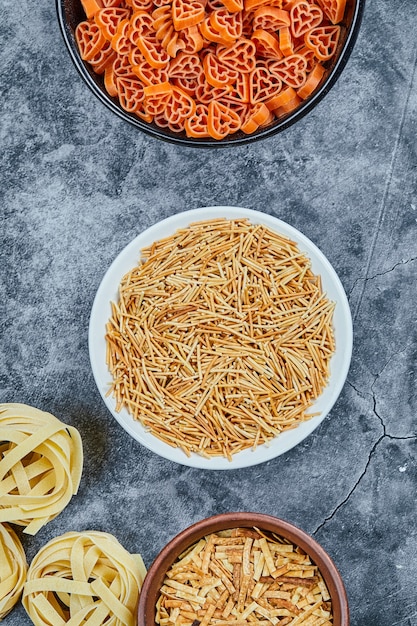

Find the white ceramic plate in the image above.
[{"left": 89, "top": 207, "right": 352, "bottom": 469}]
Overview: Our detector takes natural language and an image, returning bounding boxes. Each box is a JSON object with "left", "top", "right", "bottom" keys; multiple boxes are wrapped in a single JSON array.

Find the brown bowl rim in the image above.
[{"left": 138, "top": 512, "right": 349, "bottom": 625}]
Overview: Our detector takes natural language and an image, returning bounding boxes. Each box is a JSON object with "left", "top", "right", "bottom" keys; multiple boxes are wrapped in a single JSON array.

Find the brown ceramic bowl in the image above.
[{"left": 138, "top": 512, "right": 349, "bottom": 625}]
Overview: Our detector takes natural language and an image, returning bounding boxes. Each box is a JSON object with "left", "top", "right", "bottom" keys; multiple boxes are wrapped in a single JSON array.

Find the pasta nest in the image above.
[
  {"left": 22, "top": 531, "right": 147, "bottom": 626},
  {"left": 0, "top": 523, "right": 28, "bottom": 620},
  {"left": 0, "top": 403, "right": 83, "bottom": 535}
]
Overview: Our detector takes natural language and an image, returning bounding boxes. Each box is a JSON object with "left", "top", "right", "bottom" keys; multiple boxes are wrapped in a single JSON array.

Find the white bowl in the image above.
[{"left": 89, "top": 207, "right": 352, "bottom": 469}]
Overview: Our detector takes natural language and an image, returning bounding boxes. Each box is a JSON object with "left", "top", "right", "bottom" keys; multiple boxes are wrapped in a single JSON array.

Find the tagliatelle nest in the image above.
[
  {"left": 22, "top": 530, "right": 147, "bottom": 626},
  {"left": 0, "top": 403, "right": 83, "bottom": 535},
  {"left": 0, "top": 523, "right": 28, "bottom": 620},
  {"left": 106, "top": 218, "right": 335, "bottom": 460}
]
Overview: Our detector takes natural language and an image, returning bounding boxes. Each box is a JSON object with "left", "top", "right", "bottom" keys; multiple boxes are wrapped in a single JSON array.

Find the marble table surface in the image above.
[{"left": 1, "top": 0, "right": 417, "bottom": 624}]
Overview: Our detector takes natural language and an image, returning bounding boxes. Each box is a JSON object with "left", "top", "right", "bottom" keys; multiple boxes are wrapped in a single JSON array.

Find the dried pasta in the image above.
[
  {"left": 156, "top": 526, "right": 333, "bottom": 625},
  {"left": 74, "top": 0, "right": 348, "bottom": 139},
  {"left": 0, "top": 523, "right": 28, "bottom": 620},
  {"left": 22, "top": 530, "right": 147, "bottom": 626},
  {"left": 0, "top": 403, "right": 83, "bottom": 535},
  {"left": 105, "top": 218, "right": 335, "bottom": 460}
]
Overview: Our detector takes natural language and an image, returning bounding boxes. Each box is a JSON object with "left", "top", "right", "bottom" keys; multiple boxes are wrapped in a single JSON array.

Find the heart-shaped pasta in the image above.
[
  {"left": 23, "top": 531, "right": 146, "bottom": 626},
  {"left": 0, "top": 523, "right": 28, "bottom": 620},
  {"left": 0, "top": 403, "right": 83, "bottom": 535}
]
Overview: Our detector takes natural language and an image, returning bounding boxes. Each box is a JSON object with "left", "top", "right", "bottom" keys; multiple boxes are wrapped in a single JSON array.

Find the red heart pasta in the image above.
[{"left": 75, "top": 0, "right": 348, "bottom": 139}]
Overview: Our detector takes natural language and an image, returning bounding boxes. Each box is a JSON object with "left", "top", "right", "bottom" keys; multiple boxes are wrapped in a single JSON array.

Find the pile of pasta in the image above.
[
  {"left": 0, "top": 523, "right": 28, "bottom": 620},
  {"left": 75, "top": 0, "right": 347, "bottom": 139},
  {"left": 0, "top": 403, "right": 83, "bottom": 536},
  {"left": 22, "top": 531, "right": 147, "bottom": 626},
  {"left": 156, "top": 527, "right": 333, "bottom": 625},
  {"left": 0, "top": 405, "right": 148, "bottom": 625},
  {"left": 106, "top": 218, "right": 335, "bottom": 460}
]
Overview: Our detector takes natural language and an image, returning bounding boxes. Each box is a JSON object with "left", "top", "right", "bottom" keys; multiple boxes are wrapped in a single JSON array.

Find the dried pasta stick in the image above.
[
  {"left": 106, "top": 219, "right": 335, "bottom": 460},
  {"left": 156, "top": 527, "right": 333, "bottom": 625}
]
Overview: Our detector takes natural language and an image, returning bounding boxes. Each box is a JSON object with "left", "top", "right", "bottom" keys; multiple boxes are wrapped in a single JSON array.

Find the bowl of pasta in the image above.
[
  {"left": 89, "top": 206, "right": 353, "bottom": 469},
  {"left": 56, "top": 0, "right": 364, "bottom": 145},
  {"left": 138, "top": 512, "right": 349, "bottom": 625}
]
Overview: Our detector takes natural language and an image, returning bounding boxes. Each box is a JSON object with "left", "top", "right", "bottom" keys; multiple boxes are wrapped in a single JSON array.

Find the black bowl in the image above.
[{"left": 56, "top": 0, "right": 365, "bottom": 147}]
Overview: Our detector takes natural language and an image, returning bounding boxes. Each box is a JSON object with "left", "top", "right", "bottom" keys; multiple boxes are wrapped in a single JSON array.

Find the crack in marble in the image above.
[
  {"left": 312, "top": 433, "right": 384, "bottom": 536},
  {"left": 348, "top": 256, "right": 417, "bottom": 299},
  {"left": 313, "top": 370, "right": 416, "bottom": 536},
  {"left": 346, "top": 378, "right": 371, "bottom": 400},
  {"left": 312, "top": 431, "right": 417, "bottom": 537},
  {"left": 368, "top": 347, "right": 408, "bottom": 430},
  {"left": 351, "top": 39, "right": 417, "bottom": 323},
  {"left": 369, "top": 346, "right": 414, "bottom": 435}
]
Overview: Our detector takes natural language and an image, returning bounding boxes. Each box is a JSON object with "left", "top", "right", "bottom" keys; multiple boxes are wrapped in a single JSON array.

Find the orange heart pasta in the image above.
[
  {"left": 290, "top": 0, "right": 323, "bottom": 37},
  {"left": 305, "top": 25, "right": 341, "bottom": 61},
  {"left": 75, "top": 0, "right": 349, "bottom": 139},
  {"left": 317, "top": 0, "right": 346, "bottom": 24},
  {"left": 252, "top": 7, "right": 290, "bottom": 32},
  {"left": 269, "top": 53, "right": 307, "bottom": 88}
]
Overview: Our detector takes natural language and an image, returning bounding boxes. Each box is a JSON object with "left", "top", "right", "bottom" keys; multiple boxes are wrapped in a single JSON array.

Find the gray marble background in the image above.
[{"left": 1, "top": 0, "right": 417, "bottom": 623}]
